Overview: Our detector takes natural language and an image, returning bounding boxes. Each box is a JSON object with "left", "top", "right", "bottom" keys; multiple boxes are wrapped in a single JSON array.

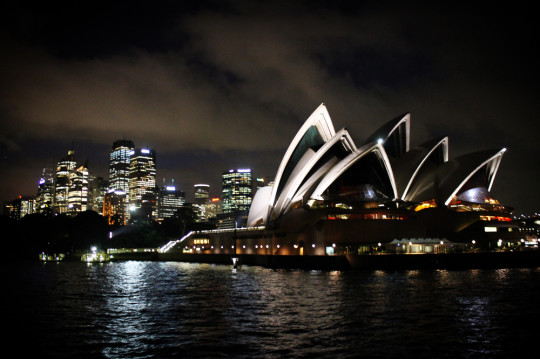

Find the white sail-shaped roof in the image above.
[
  {"left": 268, "top": 103, "right": 336, "bottom": 216},
  {"left": 246, "top": 103, "right": 508, "bottom": 227},
  {"left": 308, "top": 142, "right": 398, "bottom": 202},
  {"left": 398, "top": 136, "right": 449, "bottom": 201},
  {"left": 441, "top": 148, "right": 506, "bottom": 206},
  {"left": 247, "top": 185, "right": 273, "bottom": 227},
  {"left": 272, "top": 128, "right": 357, "bottom": 218},
  {"left": 364, "top": 113, "right": 410, "bottom": 158}
]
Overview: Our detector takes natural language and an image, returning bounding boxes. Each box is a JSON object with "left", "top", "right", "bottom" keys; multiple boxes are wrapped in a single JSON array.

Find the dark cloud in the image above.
[{"left": 1, "top": 1, "right": 538, "bottom": 213}]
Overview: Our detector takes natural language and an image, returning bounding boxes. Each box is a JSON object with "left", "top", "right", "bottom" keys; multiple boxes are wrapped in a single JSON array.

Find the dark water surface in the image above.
[{"left": 9, "top": 261, "right": 540, "bottom": 358}]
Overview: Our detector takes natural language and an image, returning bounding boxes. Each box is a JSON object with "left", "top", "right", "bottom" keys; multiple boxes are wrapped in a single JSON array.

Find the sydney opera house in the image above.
[{"left": 162, "top": 103, "right": 523, "bottom": 264}]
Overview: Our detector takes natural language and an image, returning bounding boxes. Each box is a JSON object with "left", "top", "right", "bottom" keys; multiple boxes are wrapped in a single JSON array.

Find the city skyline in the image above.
[{"left": 1, "top": 1, "right": 539, "bottom": 215}]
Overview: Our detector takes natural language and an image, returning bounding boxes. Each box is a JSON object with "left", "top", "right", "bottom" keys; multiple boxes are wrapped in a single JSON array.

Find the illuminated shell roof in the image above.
[
  {"left": 309, "top": 142, "right": 397, "bottom": 202},
  {"left": 269, "top": 103, "right": 336, "bottom": 210},
  {"left": 247, "top": 104, "right": 507, "bottom": 227}
]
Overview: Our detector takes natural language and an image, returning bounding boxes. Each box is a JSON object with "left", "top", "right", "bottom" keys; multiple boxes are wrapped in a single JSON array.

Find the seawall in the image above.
[{"left": 145, "top": 250, "right": 540, "bottom": 270}]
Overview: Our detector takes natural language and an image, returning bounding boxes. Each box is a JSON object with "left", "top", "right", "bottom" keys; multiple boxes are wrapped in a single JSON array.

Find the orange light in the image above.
[{"left": 211, "top": 197, "right": 220, "bottom": 202}]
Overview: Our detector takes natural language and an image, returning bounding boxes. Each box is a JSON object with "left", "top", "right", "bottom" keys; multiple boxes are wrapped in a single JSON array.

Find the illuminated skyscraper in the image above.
[
  {"left": 103, "top": 189, "right": 127, "bottom": 225},
  {"left": 88, "top": 176, "right": 108, "bottom": 213},
  {"left": 54, "top": 148, "right": 77, "bottom": 214},
  {"left": 67, "top": 163, "right": 89, "bottom": 214},
  {"left": 193, "top": 184, "right": 210, "bottom": 220},
  {"left": 36, "top": 159, "right": 55, "bottom": 214},
  {"left": 205, "top": 197, "right": 222, "bottom": 220},
  {"left": 129, "top": 148, "right": 157, "bottom": 222},
  {"left": 194, "top": 184, "right": 210, "bottom": 204},
  {"left": 158, "top": 185, "right": 185, "bottom": 220},
  {"left": 5, "top": 196, "right": 35, "bottom": 220},
  {"left": 222, "top": 169, "right": 253, "bottom": 213},
  {"left": 109, "top": 140, "right": 134, "bottom": 193}
]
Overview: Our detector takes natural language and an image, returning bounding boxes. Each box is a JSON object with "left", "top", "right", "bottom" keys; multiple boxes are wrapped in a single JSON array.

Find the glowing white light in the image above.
[
  {"left": 238, "top": 168, "right": 251, "bottom": 173},
  {"left": 141, "top": 149, "right": 150, "bottom": 154},
  {"left": 377, "top": 138, "right": 384, "bottom": 144},
  {"left": 166, "top": 186, "right": 175, "bottom": 191}
]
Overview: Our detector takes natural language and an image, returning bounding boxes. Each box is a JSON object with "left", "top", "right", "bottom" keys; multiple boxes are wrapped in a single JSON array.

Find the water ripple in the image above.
[{"left": 11, "top": 262, "right": 540, "bottom": 358}]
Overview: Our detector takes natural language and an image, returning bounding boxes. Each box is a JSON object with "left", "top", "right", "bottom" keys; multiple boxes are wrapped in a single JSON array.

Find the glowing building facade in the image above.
[
  {"left": 109, "top": 140, "right": 134, "bottom": 193},
  {"left": 54, "top": 148, "right": 77, "bottom": 214},
  {"left": 222, "top": 169, "right": 253, "bottom": 213},
  {"left": 193, "top": 184, "right": 210, "bottom": 221},
  {"left": 158, "top": 185, "right": 186, "bottom": 220},
  {"left": 67, "top": 164, "right": 89, "bottom": 214},
  {"left": 103, "top": 189, "right": 127, "bottom": 225},
  {"left": 129, "top": 148, "right": 157, "bottom": 222},
  {"left": 36, "top": 159, "right": 55, "bottom": 214}
]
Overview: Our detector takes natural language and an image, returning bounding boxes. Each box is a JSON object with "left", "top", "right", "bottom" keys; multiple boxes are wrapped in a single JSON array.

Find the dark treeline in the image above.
[{"left": 3, "top": 208, "right": 210, "bottom": 259}]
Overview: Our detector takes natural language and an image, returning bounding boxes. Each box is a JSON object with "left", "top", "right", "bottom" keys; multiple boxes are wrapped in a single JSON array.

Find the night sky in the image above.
[{"left": 1, "top": 1, "right": 538, "bottom": 215}]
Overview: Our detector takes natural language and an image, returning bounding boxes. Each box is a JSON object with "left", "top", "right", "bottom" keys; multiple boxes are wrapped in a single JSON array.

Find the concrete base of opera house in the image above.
[{"left": 151, "top": 251, "right": 540, "bottom": 270}]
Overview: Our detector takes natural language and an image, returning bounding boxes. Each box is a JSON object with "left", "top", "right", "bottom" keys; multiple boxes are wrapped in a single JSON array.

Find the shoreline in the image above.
[{"left": 100, "top": 250, "right": 540, "bottom": 270}]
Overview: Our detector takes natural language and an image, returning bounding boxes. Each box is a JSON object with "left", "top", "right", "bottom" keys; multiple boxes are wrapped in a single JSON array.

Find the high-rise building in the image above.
[
  {"left": 109, "top": 140, "right": 134, "bottom": 193},
  {"left": 103, "top": 189, "right": 127, "bottom": 225},
  {"left": 129, "top": 148, "right": 157, "bottom": 222},
  {"left": 205, "top": 197, "right": 222, "bottom": 220},
  {"left": 67, "top": 163, "right": 89, "bottom": 215},
  {"left": 88, "top": 176, "right": 108, "bottom": 213},
  {"left": 54, "top": 148, "right": 77, "bottom": 214},
  {"left": 220, "top": 169, "right": 253, "bottom": 228},
  {"left": 36, "top": 159, "right": 55, "bottom": 215},
  {"left": 193, "top": 184, "right": 210, "bottom": 220},
  {"left": 5, "top": 196, "right": 35, "bottom": 220},
  {"left": 194, "top": 184, "right": 210, "bottom": 204},
  {"left": 222, "top": 169, "right": 253, "bottom": 213},
  {"left": 158, "top": 185, "right": 185, "bottom": 220}
]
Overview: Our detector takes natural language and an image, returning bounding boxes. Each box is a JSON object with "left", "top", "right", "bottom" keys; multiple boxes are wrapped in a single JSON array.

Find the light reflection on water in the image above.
[{"left": 11, "top": 262, "right": 540, "bottom": 358}]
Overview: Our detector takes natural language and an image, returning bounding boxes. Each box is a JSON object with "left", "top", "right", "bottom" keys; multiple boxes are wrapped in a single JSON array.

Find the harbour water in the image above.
[{"left": 9, "top": 261, "right": 540, "bottom": 358}]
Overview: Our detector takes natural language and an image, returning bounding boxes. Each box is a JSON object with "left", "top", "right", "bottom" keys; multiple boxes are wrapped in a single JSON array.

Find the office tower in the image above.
[
  {"left": 193, "top": 184, "right": 210, "bottom": 220},
  {"left": 103, "top": 189, "right": 127, "bottom": 225},
  {"left": 158, "top": 185, "right": 186, "bottom": 220},
  {"left": 222, "top": 169, "right": 253, "bottom": 213},
  {"left": 54, "top": 148, "right": 77, "bottom": 214},
  {"left": 88, "top": 176, "right": 108, "bottom": 213},
  {"left": 5, "top": 196, "right": 35, "bottom": 220},
  {"left": 219, "top": 169, "right": 253, "bottom": 228},
  {"left": 36, "top": 159, "right": 55, "bottom": 214},
  {"left": 67, "top": 163, "right": 89, "bottom": 214},
  {"left": 109, "top": 139, "right": 134, "bottom": 193},
  {"left": 129, "top": 148, "right": 157, "bottom": 222},
  {"left": 194, "top": 184, "right": 210, "bottom": 204},
  {"left": 205, "top": 197, "right": 222, "bottom": 220}
]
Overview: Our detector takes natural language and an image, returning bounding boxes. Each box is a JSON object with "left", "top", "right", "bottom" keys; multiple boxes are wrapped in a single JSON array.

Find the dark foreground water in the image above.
[{"left": 8, "top": 261, "right": 540, "bottom": 358}]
